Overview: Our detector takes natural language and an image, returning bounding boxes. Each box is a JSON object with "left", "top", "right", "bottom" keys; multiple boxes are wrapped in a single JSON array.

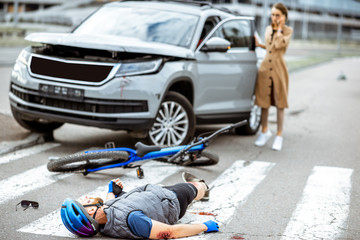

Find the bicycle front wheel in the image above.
[
  {"left": 186, "top": 150, "right": 219, "bottom": 166},
  {"left": 47, "top": 151, "right": 129, "bottom": 173},
  {"left": 154, "top": 150, "right": 219, "bottom": 167}
]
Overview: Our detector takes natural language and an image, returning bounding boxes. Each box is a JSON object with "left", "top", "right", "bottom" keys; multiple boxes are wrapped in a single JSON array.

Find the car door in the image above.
[{"left": 194, "top": 17, "right": 258, "bottom": 118}]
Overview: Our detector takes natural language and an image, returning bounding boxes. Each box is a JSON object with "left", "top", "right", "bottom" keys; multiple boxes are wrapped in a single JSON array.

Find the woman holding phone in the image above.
[{"left": 254, "top": 2, "right": 293, "bottom": 151}]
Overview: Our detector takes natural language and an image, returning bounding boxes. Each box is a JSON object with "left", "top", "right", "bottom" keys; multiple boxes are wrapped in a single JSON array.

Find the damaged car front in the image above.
[{"left": 9, "top": 1, "right": 200, "bottom": 145}]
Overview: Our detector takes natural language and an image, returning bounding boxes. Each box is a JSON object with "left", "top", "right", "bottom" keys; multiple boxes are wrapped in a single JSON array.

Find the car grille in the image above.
[
  {"left": 11, "top": 84, "right": 148, "bottom": 114},
  {"left": 29, "top": 55, "right": 115, "bottom": 83}
]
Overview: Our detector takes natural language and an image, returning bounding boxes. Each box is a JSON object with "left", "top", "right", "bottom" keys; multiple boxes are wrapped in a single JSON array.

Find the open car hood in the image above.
[{"left": 26, "top": 32, "right": 195, "bottom": 59}]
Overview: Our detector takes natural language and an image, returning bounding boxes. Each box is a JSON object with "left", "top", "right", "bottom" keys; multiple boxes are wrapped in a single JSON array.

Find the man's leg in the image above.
[
  {"left": 163, "top": 182, "right": 199, "bottom": 219},
  {"left": 189, "top": 181, "right": 207, "bottom": 200},
  {"left": 182, "top": 172, "right": 210, "bottom": 201}
]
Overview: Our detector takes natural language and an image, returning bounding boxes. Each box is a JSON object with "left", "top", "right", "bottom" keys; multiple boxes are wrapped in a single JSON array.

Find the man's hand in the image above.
[
  {"left": 203, "top": 220, "right": 219, "bottom": 233},
  {"left": 108, "top": 178, "right": 123, "bottom": 197}
]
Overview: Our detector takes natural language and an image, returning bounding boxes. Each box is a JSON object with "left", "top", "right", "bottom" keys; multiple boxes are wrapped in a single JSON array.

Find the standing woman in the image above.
[{"left": 254, "top": 2, "right": 293, "bottom": 151}]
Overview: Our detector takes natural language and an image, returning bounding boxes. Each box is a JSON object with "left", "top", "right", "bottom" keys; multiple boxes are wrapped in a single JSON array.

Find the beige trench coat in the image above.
[{"left": 255, "top": 25, "right": 293, "bottom": 108}]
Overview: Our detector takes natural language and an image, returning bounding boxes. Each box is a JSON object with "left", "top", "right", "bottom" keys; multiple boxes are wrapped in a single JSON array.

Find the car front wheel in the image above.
[{"left": 148, "top": 91, "right": 195, "bottom": 147}]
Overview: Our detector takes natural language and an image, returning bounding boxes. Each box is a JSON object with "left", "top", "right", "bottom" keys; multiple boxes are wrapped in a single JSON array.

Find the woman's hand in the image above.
[
  {"left": 277, "top": 15, "right": 286, "bottom": 31},
  {"left": 254, "top": 36, "right": 266, "bottom": 49}
]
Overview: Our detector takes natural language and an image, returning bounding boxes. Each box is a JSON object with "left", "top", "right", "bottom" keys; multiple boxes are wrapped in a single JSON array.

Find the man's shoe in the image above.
[
  {"left": 272, "top": 136, "right": 283, "bottom": 151},
  {"left": 254, "top": 130, "right": 272, "bottom": 147},
  {"left": 182, "top": 172, "right": 210, "bottom": 201}
]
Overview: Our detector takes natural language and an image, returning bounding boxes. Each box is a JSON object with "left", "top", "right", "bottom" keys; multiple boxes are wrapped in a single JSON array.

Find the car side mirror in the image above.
[{"left": 201, "top": 37, "right": 231, "bottom": 53}]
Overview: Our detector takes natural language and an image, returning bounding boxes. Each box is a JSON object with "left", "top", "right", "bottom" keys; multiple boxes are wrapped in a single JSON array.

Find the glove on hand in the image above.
[
  {"left": 203, "top": 220, "right": 219, "bottom": 233},
  {"left": 108, "top": 181, "right": 123, "bottom": 197}
]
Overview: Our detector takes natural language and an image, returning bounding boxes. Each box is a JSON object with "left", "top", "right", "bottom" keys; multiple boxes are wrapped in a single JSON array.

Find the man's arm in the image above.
[{"left": 149, "top": 219, "right": 218, "bottom": 239}]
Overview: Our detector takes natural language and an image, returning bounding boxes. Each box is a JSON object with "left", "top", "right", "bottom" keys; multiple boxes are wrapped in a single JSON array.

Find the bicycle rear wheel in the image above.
[
  {"left": 154, "top": 150, "right": 219, "bottom": 167},
  {"left": 47, "top": 151, "right": 129, "bottom": 173}
]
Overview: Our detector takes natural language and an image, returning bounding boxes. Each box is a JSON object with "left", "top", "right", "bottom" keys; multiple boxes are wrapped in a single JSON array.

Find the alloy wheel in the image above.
[{"left": 149, "top": 100, "right": 189, "bottom": 146}]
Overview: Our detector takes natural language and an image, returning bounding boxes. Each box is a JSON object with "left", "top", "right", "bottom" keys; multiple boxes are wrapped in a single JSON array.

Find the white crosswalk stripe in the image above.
[
  {"left": 281, "top": 166, "right": 353, "bottom": 240},
  {"left": 0, "top": 164, "right": 72, "bottom": 205},
  {"left": 0, "top": 142, "right": 60, "bottom": 165},
  {"left": 17, "top": 161, "right": 184, "bottom": 237}
]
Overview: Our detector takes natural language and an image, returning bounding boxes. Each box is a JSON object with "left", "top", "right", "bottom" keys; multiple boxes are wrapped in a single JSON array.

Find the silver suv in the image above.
[{"left": 9, "top": 1, "right": 263, "bottom": 146}]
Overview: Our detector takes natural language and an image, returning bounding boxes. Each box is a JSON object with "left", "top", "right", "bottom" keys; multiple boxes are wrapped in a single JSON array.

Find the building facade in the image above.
[{"left": 1, "top": 0, "right": 360, "bottom": 41}]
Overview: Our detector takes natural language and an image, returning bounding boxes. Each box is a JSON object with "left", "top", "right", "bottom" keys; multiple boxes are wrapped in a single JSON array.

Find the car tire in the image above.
[
  {"left": 11, "top": 106, "right": 64, "bottom": 133},
  {"left": 235, "top": 96, "right": 261, "bottom": 135},
  {"left": 147, "top": 91, "right": 195, "bottom": 147}
]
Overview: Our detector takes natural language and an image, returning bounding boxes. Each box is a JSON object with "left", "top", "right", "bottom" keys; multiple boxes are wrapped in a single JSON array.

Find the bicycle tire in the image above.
[
  {"left": 154, "top": 150, "right": 219, "bottom": 167},
  {"left": 186, "top": 150, "right": 219, "bottom": 166},
  {"left": 47, "top": 151, "right": 129, "bottom": 173}
]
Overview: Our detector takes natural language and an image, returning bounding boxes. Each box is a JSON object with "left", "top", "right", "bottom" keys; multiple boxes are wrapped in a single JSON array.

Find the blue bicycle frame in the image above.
[{"left": 84, "top": 143, "right": 205, "bottom": 173}]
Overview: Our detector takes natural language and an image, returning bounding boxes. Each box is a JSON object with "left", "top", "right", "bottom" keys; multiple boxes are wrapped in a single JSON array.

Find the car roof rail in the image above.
[
  {"left": 159, "top": 0, "right": 241, "bottom": 16},
  {"left": 122, "top": 0, "right": 241, "bottom": 16},
  {"left": 157, "top": 0, "right": 213, "bottom": 7}
]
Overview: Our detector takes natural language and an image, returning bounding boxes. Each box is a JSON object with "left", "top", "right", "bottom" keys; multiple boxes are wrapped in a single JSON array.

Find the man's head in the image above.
[
  {"left": 60, "top": 197, "right": 103, "bottom": 237},
  {"left": 77, "top": 196, "right": 104, "bottom": 217}
]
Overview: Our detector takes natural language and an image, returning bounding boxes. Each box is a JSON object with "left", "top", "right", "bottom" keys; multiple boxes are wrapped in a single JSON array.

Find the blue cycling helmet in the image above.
[{"left": 60, "top": 198, "right": 100, "bottom": 237}]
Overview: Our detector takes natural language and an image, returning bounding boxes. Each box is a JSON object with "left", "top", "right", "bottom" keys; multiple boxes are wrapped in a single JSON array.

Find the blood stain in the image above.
[{"left": 231, "top": 234, "right": 245, "bottom": 239}]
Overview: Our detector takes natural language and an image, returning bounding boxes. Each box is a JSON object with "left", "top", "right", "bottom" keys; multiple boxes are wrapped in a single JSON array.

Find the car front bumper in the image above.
[{"left": 9, "top": 58, "right": 166, "bottom": 131}]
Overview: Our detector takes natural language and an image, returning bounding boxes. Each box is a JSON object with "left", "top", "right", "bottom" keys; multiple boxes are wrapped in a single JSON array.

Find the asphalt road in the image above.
[{"left": 0, "top": 56, "right": 359, "bottom": 239}]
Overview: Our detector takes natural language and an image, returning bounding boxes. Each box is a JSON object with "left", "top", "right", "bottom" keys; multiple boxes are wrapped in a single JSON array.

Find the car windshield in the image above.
[{"left": 73, "top": 5, "right": 199, "bottom": 48}]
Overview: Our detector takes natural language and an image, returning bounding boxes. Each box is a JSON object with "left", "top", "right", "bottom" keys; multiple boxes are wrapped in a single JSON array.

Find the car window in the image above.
[
  {"left": 73, "top": 5, "right": 199, "bottom": 48},
  {"left": 197, "top": 16, "right": 220, "bottom": 47},
  {"left": 211, "top": 19, "right": 252, "bottom": 50}
]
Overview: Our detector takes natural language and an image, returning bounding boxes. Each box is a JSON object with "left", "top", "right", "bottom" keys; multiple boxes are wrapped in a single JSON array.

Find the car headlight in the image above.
[
  {"left": 116, "top": 58, "right": 162, "bottom": 77},
  {"left": 18, "top": 48, "right": 32, "bottom": 66}
]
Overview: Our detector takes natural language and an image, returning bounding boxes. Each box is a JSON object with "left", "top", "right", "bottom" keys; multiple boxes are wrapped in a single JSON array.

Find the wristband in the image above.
[
  {"left": 203, "top": 220, "right": 219, "bottom": 233},
  {"left": 108, "top": 181, "right": 114, "bottom": 193}
]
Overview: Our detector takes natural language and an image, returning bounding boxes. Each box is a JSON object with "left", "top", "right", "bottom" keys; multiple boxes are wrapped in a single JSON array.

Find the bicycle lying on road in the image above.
[{"left": 47, "top": 121, "right": 247, "bottom": 178}]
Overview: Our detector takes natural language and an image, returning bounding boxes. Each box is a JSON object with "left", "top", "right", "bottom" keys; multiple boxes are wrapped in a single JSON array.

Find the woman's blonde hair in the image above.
[{"left": 273, "top": 2, "right": 289, "bottom": 21}]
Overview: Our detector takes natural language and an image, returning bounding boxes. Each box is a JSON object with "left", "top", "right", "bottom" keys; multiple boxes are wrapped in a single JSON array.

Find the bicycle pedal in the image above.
[
  {"left": 136, "top": 166, "right": 144, "bottom": 179},
  {"left": 105, "top": 142, "right": 116, "bottom": 149}
]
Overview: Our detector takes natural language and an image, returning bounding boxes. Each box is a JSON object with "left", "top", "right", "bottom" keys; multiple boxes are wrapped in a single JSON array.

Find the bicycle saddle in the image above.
[{"left": 135, "top": 142, "right": 161, "bottom": 158}]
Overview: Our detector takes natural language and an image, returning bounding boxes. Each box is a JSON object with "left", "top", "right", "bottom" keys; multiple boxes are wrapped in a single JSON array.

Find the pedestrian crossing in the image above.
[{"left": 0, "top": 141, "right": 355, "bottom": 239}]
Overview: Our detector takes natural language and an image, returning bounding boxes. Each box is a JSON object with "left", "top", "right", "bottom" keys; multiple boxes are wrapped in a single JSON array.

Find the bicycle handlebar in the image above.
[
  {"left": 230, "top": 120, "right": 248, "bottom": 129},
  {"left": 167, "top": 120, "right": 247, "bottom": 162}
]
